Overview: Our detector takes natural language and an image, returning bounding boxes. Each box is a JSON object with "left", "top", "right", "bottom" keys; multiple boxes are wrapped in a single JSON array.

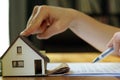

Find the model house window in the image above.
[
  {"left": 17, "top": 46, "right": 22, "bottom": 54},
  {"left": 12, "top": 60, "right": 24, "bottom": 68}
]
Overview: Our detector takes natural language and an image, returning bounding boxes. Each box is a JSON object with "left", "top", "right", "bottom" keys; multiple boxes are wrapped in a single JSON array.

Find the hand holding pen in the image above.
[{"left": 93, "top": 47, "right": 114, "bottom": 63}]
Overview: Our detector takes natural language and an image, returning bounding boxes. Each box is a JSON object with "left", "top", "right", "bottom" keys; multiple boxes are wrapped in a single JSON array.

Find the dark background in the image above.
[{"left": 9, "top": 0, "right": 120, "bottom": 53}]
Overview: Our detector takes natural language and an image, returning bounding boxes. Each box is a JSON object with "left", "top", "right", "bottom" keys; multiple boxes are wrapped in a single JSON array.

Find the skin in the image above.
[
  {"left": 107, "top": 32, "right": 120, "bottom": 56},
  {"left": 21, "top": 5, "right": 120, "bottom": 55}
]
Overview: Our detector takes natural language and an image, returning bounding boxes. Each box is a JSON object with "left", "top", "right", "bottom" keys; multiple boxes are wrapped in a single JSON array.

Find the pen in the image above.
[{"left": 93, "top": 47, "right": 114, "bottom": 63}]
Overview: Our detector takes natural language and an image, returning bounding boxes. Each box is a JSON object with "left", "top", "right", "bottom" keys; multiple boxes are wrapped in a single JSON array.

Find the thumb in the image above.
[{"left": 107, "top": 39, "right": 113, "bottom": 48}]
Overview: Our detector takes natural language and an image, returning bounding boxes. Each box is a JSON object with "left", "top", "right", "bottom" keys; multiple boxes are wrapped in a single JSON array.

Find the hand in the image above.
[
  {"left": 21, "top": 5, "right": 78, "bottom": 39},
  {"left": 107, "top": 32, "right": 120, "bottom": 56}
]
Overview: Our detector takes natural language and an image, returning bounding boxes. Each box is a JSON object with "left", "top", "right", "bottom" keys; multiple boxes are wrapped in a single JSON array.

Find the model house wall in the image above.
[{"left": 1, "top": 36, "right": 49, "bottom": 76}]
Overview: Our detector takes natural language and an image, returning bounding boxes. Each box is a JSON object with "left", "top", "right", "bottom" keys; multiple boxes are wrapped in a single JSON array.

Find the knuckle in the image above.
[
  {"left": 34, "top": 5, "right": 47, "bottom": 10},
  {"left": 34, "top": 5, "right": 39, "bottom": 10},
  {"left": 33, "top": 5, "right": 48, "bottom": 15},
  {"left": 39, "top": 5, "right": 48, "bottom": 11},
  {"left": 33, "top": 5, "right": 39, "bottom": 14}
]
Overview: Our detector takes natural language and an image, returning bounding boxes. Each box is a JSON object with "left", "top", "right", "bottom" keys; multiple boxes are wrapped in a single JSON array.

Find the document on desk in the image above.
[{"left": 47, "top": 63, "right": 120, "bottom": 76}]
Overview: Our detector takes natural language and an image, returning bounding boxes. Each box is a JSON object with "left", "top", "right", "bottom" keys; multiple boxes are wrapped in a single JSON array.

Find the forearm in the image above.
[
  {"left": 21, "top": 5, "right": 120, "bottom": 52},
  {"left": 69, "top": 12, "right": 120, "bottom": 52}
]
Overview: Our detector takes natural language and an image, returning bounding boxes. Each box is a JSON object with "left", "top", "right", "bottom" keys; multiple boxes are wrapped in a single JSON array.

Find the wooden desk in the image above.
[
  {"left": 1, "top": 52, "right": 120, "bottom": 80},
  {"left": 1, "top": 76, "right": 120, "bottom": 80},
  {"left": 46, "top": 52, "right": 120, "bottom": 62}
]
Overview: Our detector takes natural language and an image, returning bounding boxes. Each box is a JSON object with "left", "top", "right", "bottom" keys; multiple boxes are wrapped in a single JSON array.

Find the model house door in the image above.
[{"left": 34, "top": 60, "right": 42, "bottom": 74}]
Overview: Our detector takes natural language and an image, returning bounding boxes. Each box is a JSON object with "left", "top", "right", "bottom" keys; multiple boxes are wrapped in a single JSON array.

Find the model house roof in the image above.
[{"left": 1, "top": 36, "right": 50, "bottom": 62}]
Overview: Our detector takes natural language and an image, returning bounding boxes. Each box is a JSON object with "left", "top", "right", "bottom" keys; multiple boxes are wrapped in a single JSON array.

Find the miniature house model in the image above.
[{"left": 1, "top": 36, "right": 50, "bottom": 76}]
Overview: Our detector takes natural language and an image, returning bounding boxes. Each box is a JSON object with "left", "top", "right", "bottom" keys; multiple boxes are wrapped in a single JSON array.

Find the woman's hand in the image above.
[
  {"left": 107, "top": 32, "right": 120, "bottom": 56},
  {"left": 21, "top": 5, "right": 78, "bottom": 39}
]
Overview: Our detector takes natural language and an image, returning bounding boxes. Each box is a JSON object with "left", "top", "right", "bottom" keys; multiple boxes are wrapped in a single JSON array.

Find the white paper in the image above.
[{"left": 47, "top": 63, "right": 120, "bottom": 76}]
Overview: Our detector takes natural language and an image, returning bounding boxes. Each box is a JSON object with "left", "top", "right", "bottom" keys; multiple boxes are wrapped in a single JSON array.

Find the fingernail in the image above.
[
  {"left": 20, "top": 31, "right": 24, "bottom": 34},
  {"left": 20, "top": 31, "right": 28, "bottom": 37},
  {"left": 20, "top": 31, "right": 24, "bottom": 35}
]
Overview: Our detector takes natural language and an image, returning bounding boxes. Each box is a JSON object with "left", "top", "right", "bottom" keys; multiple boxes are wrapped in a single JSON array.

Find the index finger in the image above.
[{"left": 21, "top": 6, "right": 48, "bottom": 36}]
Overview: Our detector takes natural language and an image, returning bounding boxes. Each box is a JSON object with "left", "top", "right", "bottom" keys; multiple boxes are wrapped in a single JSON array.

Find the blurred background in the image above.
[{"left": 1, "top": 0, "right": 120, "bottom": 56}]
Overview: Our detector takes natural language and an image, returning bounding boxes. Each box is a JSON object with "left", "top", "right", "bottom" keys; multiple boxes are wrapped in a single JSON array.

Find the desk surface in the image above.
[
  {"left": 1, "top": 76, "right": 120, "bottom": 80},
  {"left": 46, "top": 52, "right": 120, "bottom": 62},
  {"left": 1, "top": 52, "right": 120, "bottom": 80}
]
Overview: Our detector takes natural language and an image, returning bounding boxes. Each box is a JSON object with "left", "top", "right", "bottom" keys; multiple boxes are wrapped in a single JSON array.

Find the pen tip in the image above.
[{"left": 93, "top": 58, "right": 100, "bottom": 63}]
